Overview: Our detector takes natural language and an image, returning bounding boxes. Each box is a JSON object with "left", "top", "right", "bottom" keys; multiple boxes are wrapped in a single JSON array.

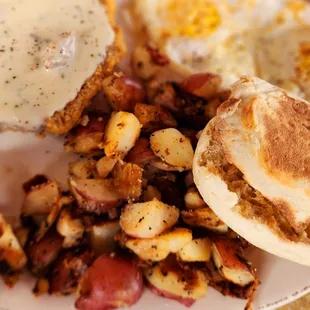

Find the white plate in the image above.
[{"left": 1, "top": 1, "right": 310, "bottom": 309}]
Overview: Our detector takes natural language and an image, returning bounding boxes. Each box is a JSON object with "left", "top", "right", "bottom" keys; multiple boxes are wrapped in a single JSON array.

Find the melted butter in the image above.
[{"left": 0, "top": 0, "right": 115, "bottom": 131}]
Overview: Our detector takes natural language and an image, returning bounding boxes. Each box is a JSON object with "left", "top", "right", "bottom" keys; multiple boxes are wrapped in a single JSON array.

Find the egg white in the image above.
[{"left": 135, "top": 0, "right": 310, "bottom": 100}]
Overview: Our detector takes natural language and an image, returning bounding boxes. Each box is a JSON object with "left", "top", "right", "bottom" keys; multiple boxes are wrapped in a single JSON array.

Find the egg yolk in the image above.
[{"left": 158, "top": 0, "right": 220, "bottom": 38}]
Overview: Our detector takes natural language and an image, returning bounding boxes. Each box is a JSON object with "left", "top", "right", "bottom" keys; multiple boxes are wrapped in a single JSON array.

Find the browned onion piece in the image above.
[
  {"left": 49, "top": 249, "right": 95, "bottom": 295},
  {"left": 26, "top": 228, "right": 63, "bottom": 276}
]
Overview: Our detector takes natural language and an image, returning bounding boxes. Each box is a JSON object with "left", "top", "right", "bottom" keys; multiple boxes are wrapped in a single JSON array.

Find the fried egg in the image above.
[{"left": 135, "top": 0, "right": 310, "bottom": 100}]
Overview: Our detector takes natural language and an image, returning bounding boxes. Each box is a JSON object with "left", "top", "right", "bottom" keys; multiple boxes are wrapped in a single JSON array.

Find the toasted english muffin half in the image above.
[{"left": 193, "top": 77, "right": 310, "bottom": 266}]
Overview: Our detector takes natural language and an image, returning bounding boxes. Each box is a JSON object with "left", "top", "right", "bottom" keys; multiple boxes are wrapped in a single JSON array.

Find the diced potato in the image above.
[
  {"left": 22, "top": 180, "right": 60, "bottom": 217},
  {"left": 132, "top": 45, "right": 162, "bottom": 80},
  {"left": 145, "top": 258, "right": 207, "bottom": 307},
  {"left": 14, "top": 227, "right": 30, "bottom": 248},
  {"left": 150, "top": 159, "right": 182, "bottom": 172},
  {"left": 76, "top": 255, "right": 143, "bottom": 310},
  {"left": 184, "top": 188, "right": 207, "bottom": 209},
  {"left": 88, "top": 220, "right": 121, "bottom": 255},
  {"left": 0, "top": 214, "right": 27, "bottom": 272},
  {"left": 33, "top": 278, "right": 50, "bottom": 297},
  {"left": 144, "top": 185, "right": 162, "bottom": 202},
  {"left": 120, "top": 200, "right": 179, "bottom": 239},
  {"left": 35, "top": 196, "right": 74, "bottom": 242},
  {"left": 96, "top": 156, "right": 118, "bottom": 179},
  {"left": 211, "top": 238, "right": 255, "bottom": 287},
  {"left": 180, "top": 73, "right": 222, "bottom": 100},
  {"left": 125, "top": 228, "right": 192, "bottom": 261},
  {"left": 177, "top": 238, "right": 212, "bottom": 262},
  {"left": 69, "top": 158, "right": 98, "bottom": 179},
  {"left": 102, "top": 75, "right": 145, "bottom": 112},
  {"left": 57, "top": 208, "right": 84, "bottom": 248},
  {"left": 134, "top": 103, "right": 177, "bottom": 133},
  {"left": 64, "top": 116, "right": 107, "bottom": 154},
  {"left": 69, "top": 178, "right": 122, "bottom": 214},
  {"left": 104, "top": 112, "right": 141, "bottom": 157},
  {"left": 182, "top": 207, "right": 228, "bottom": 233},
  {"left": 112, "top": 161, "right": 143, "bottom": 200},
  {"left": 150, "top": 129, "right": 194, "bottom": 171}
]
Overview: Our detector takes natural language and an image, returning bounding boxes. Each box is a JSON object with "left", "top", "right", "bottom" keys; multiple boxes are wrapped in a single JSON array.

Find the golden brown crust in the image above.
[
  {"left": 45, "top": 0, "right": 126, "bottom": 135},
  {"left": 261, "top": 97, "right": 310, "bottom": 181}
]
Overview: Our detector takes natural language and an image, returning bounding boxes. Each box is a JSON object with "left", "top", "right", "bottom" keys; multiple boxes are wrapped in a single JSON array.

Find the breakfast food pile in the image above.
[
  {"left": 0, "top": 57, "right": 259, "bottom": 309},
  {"left": 1, "top": 0, "right": 310, "bottom": 309}
]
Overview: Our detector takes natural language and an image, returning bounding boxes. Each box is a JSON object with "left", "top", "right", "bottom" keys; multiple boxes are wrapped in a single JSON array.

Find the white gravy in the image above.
[{"left": 0, "top": 0, "right": 115, "bottom": 130}]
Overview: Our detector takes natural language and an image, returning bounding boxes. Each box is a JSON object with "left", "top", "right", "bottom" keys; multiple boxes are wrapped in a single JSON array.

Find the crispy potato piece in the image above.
[
  {"left": 96, "top": 156, "right": 118, "bottom": 179},
  {"left": 88, "top": 220, "right": 120, "bottom": 255},
  {"left": 69, "top": 178, "right": 122, "bottom": 214},
  {"left": 111, "top": 161, "right": 143, "bottom": 200},
  {"left": 64, "top": 116, "right": 107, "bottom": 154},
  {"left": 76, "top": 255, "right": 143, "bottom": 310},
  {"left": 57, "top": 207, "right": 84, "bottom": 248},
  {"left": 182, "top": 208, "right": 228, "bottom": 233},
  {"left": 0, "top": 214, "right": 27, "bottom": 272},
  {"left": 184, "top": 188, "right": 207, "bottom": 210},
  {"left": 134, "top": 103, "right": 177, "bottom": 133},
  {"left": 180, "top": 73, "right": 222, "bottom": 100},
  {"left": 102, "top": 75, "right": 145, "bottom": 112},
  {"left": 22, "top": 180, "right": 60, "bottom": 217},
  {"left": 125, "top": 138, "right": 157, "bottom": 167},
  {"left": 104, "top": 112, "right": 141, "bottom": 157},
  {"left": 132, "top": 45, "right": 163, "bottom": 80},
  {"left": 50, "top": 249, "right": 94, "bottom": 295},
  {"left": 177, "top": 238, "right": 212, "bottom": 262},
  {"left": 33, "top": 278, "right": 50, "bottom": 297},
  {"left": 205, "top": 260, "right": 258, "bottom": 303},
  {"left": 150, "top": 129, "right": 194, "bottom": 171},
  {"left": 125, "top": 228, "right": 192, "bottom": 262},
  {"left": 69, "top": 158, "right": 98, "bottom": 179},
  {"left": 211, "top": 238, "right": 255, "bottom": 287},
  {"left": 26, "top": 228, "right": 63, "bottom": 276},
  {"left": 120, "top": 200, "right": 179, "bottom": 239},
  {"left": 145, "top": 257, "right": 208, "bottom": 307},
  {"left": 35, "top": 196, "right": 74, "bottom": 242},
  {"left": 143, "top": 185, "right": 162, "bottom": 202}
]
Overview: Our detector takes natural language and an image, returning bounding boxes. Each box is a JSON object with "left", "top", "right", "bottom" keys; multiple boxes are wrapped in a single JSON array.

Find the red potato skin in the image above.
[
  {"left": 147, "top": 282, "right": 195, "bottom": 308},
  {"left": 75, "top": 187, "right": 121, "bottom": 214},
  {"left": 125, "top": 138, "right": 158, "bottom": 167},
  {"left": 64, "top": 115, "right": 108, "bottom": 153},
  {"left": 102, "top": 75, "right": 146, "bottom": 112},
  {"left": 26, "top": 229, "right": 64, "bottom": 276},
  {"left": 76, "top": 255, "right": 144, "bottom": 310}
]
